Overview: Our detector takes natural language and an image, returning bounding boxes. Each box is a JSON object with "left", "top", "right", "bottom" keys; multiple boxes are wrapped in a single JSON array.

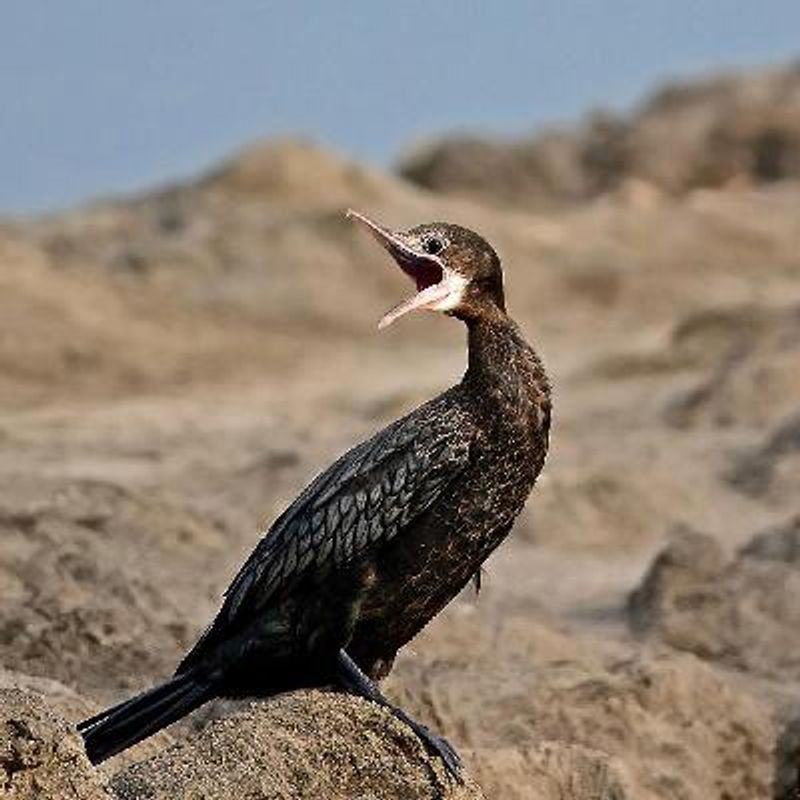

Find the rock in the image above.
[
  {"left": 399, "top": 64, "right": 800, "bottom": 210},
  {"left": 627, "top": 527, "right": 728, "bottom": 642},
  {"left": 740, "top": 515, "right": 800, "bottom": 563},
  {"left": 397, "top": 132, "right": 591, "bottom": 212},
  {"left": 110, "top": 691, "right": 485, "bottom": 800},
  {"left": 628, "top": 522, "right": 800, "bottom": 680},
  {"left": 0, "top": 685, "right": 108, "bottom": 800},
  {"left": 0, "top": 477, "right": 227, "bottom": 699},
  {"left": 775, "top": 711, "right": 800, "bottom": 800},
  {"left": 662, "top": 305, "right": 800, "bottom": 430},
  {"left": 0, "top": 678, "right": 485, "bottom": 800},
  {"left": 391, "top": 647, "right": 774, "bottom": 800},
  {"left": 726, "top": 412, "right": 800, "bottom": 498}
]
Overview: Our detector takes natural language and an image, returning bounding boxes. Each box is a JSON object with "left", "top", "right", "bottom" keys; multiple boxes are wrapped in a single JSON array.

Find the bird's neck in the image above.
[{"left": 463, "top": 313, "right": 550, "bottom": 406}]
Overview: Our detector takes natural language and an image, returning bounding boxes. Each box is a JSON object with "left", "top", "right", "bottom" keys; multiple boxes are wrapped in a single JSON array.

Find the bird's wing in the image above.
[{"left": 179, "top": 398, "right": 472, "bottom": 670}]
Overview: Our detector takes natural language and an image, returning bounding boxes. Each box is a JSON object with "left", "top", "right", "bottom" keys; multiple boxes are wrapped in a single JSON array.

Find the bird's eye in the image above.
[{"left": 423, "top": 237, "right": 444, "bottom": 255}]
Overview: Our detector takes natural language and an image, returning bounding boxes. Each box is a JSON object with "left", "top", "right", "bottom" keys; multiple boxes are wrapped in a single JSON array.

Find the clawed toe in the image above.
[
  {"left": 405, "top": 718, "right": 462, "bottom": 780},
  {"left": 427, "top": 732, "right": 462, "bottom": 778}
]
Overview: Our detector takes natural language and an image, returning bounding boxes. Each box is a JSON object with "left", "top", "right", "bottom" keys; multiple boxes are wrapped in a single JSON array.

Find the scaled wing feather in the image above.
[{"left": 178, "top": 402, "right": 471, "bottom": 672}]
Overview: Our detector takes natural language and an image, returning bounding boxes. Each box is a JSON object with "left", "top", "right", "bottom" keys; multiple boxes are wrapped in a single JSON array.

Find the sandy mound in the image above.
[{"left": 111, "top": 691, "right": 484, "bottom": 800}]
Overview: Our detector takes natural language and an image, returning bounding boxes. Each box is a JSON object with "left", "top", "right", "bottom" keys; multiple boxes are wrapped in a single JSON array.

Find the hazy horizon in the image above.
[{"left": 2, "top": 1, "right": 799, "bottom": 213}]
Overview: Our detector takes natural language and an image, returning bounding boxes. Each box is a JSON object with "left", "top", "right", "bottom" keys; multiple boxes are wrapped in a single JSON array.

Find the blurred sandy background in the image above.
[{"left": 1, "top": 6, "right": 800, "bottom": 799}]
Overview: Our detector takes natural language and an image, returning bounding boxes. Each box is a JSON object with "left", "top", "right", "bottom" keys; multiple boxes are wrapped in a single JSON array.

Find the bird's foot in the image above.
[
  {"left": 334, "top": 651, "right": 462, "bottom": 780},
  {"left": 394, "top": 709, "right": 462, "bottom": 780}
]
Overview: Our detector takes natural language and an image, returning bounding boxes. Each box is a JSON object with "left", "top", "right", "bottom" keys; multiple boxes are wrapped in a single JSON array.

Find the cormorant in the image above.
[{"left": 78, "top": 211, "right": 551, "bottom": 778}]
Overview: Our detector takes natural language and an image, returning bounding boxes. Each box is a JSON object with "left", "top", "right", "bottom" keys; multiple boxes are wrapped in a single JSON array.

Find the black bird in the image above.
[{"left": 78, "top": 211, "right": 551, "bottom": 777}]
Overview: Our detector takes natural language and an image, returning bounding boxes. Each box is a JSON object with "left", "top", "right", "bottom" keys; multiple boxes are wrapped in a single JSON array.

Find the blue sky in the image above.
[{"left": 2, "top": 1, "right": 799, "bottom": 213}]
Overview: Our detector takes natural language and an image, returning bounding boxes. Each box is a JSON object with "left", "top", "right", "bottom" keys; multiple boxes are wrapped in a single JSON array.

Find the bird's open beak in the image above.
[{"left": 347, "top": 209, "right": 457, "bottom": 329}]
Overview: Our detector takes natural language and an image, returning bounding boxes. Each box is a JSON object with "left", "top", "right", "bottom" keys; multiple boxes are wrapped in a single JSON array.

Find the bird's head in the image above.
[{"left": 348, "top": 210, "right": 505, "bottom": 329}]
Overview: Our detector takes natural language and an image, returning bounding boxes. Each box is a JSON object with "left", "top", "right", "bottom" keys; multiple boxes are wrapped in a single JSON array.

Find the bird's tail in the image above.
[{"left": 78, "top": 669, "right": 216, "bottom": 765}]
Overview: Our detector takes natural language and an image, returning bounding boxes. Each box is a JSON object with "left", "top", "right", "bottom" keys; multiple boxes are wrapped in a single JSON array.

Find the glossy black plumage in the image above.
[
  {"left": 79, "top": 215, "right": 551, "bottom": 776},
  {"left": 173, "top": 400, "right": 473, "bottom": 692}
]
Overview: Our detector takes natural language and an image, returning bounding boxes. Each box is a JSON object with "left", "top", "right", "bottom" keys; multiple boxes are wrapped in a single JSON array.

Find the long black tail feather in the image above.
[{"left": 79, "top": 671, "right": 216, "bottom": 765}]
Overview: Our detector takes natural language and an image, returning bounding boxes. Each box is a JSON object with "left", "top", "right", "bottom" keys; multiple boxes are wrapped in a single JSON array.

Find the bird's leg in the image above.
[{"left": 334, "top": 649, "right": 462, "bottom": 779}]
